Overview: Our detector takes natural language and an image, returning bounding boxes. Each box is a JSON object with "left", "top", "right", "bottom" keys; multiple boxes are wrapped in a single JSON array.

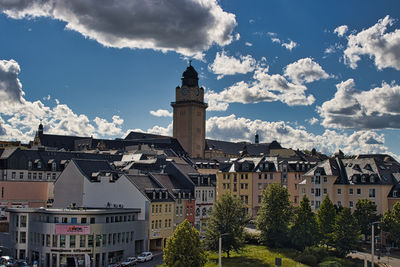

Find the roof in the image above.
[
  {"left": 38, "top": 133, "right": 88, "bottom": 150},
  {"left": 124, "top": 131, "right": 169, "bottom": 140},
  {"left": 72, "top": 159, "right": 117, "bottom": 180},
  {"left": 151, "top": 173, "right": 193, "bottom": 196},
  {"left": 127, "top": 174, "right": 162, "bottom": 191}
]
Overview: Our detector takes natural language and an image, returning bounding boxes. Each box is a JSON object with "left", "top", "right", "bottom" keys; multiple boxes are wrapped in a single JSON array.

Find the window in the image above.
[
  {"left": 323, "top": 177, "right": 327, "bottom": 183},
  {"left": 19, "top": 172, "right": 23, "bottom": 179},
  {"left": 88, "top": 235, "right": 93, "bottom": 247},
  {"left": 80, "top": 235, "right": 86, "bottom": 247},
  {"left": 349, "top": 188, "right": 353, "bottom": 195},
  {"left": 151, "top": 220, "right": 154, "bottom": 230},
  {"left": 15, "top": 215, "right": 19, "bottom": 227},
  {"left": 245, "top": 174, "right": 248, "bottom": 179},
  {"left": 315, "top": 188, "right": 321, "bottom": 197},
  {"left": 270, "top": 173, "right": 273, "bottom": 180},
  {"left": 46, "top": 234, "right": 50, "bottom": 247},
  {"left": 337, "top": 188, "right": 342, "bottom": 195},
  {"left": 71, "top": 217, "right": 77, "bottom": 224},
  {"left": 369, "top": 188, "right": 376, "bottom": 198},
  {"left": 258, "top": 183, "right": 262, "bottom": 190},
  {"left": 37, "top": 161, "right": 42, "bottom": 169},
  {"left": 96, "top": 235, "right": 101, "bottom": 247},
  {"left": 241, "top": 183, "right": 244, "bottom": 189},
  {"left": 357, "top": 188, "right": 361, "bottom": 195},
  {"left": 38, "top": 173, "right": 42, "bottom": 180},
  {"left": 33, "top": 173, "right": 37, "bottom": 180},
  {"left": 102, "top": 234, "right": 106, "bottom": 246},
  {"left": 316, "top": 201, "right": 321, "bottom": 209},
  {"left": 20, "top": 215, "right": 26, "bottom": 228},
  {"left": 323, "top": 188, "right": 327, "bottom": 194},
  {"left": 52, "top": 173, "right": 56, "bottom": 180},
  {"left": 337, "top": 201, "right": 342, "bottom": 207},
  {"left": 311, "top": 177, "right": 314, "bottom": 183},
  {"left": 28, "top": 173, "right": 31, "bottom": 179},
  {"left": 28, "top": 161, "right": 32, "bottom": 170},
  {"left": 12, "top": 172, "right": 16, "bottom": 179},
  {"left": 62, "top": 217, "right": 68, "bottom": 223},
  {"left": 258, "top": 195, "right": 262, "bottom": 203},
  {"left": 60, "top": 235, "right": 66, "bottom": 248},
  {"left": 233, "top": 184, "right": 237, "bottom": 192},
  {"left": 51, "top": 162, "right": 57, "bottom": 171},
  {"left": 202, "top": 208, "right": 207, "bottom": 216},
  {"left": 258, "top": 173, "right": 262, "bottom": 179},
  {"left": 349, "top": 201, "right": 354, "bottom": 208},
  {"left": 302, "top": 188, "right": 305, "bottom": 194},
  {"left": 311, "top": 201, "right": 314, "bottom": 206},
  {"left": 152, "top": 205, "right": 154, "bottom": 214},
  {"left": 70, "top": 235, "right": 76, "bottom": 248},
  {"left": 53, "top": 235, "right": 58, "bottom": 247},
  {"left": 81, "top": 218, "right": 87, "bottom": 224},
  {"left": 90, "top": 218, "right": 95, "bottom": 224},
  {"left": 20, "top": 232, "right": 26, "bottom": 244},
  {"left": 315, "top": 177, "right": 321, "bottom": 184},
  {"left": 311, "top": 188, "right": 314, "bottom": 194}
]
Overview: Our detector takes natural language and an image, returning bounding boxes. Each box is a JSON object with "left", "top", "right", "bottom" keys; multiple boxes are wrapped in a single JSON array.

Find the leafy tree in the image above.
[
  {"left": 332, "top": 207, "right": 361, "bottom": 257},
  {"left": 257, "top": 183, "right": 292, "bottom": 248},
  {"left": 163, "top": 220, "right": 207, "bottom": 267},
  {"left": 316, "top": 195, "right": 336, "bottom": 246},
  {"left": 289, "top": 195, "right": 319, "bottom": 250},
  {"left": 204, "top": 193, "right": 250, "bottom": 258},
  {"left": 353, "top": 199, "right": 380, "bottom": 239},
  {"left": 382, "top": 202, "right": 400, "bottom": 246}
]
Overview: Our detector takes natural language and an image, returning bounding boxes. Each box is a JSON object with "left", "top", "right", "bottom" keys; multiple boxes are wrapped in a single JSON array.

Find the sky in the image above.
[{"left": 1, "top": 0, "right": 400, "bottom": 158}]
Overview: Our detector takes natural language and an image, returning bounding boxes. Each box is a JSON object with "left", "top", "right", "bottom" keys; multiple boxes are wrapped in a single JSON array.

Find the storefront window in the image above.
[
  {"left": 60, "top": 235, "right": 66, "bottom": 248},
  {"left": 70, "top": 235, "right": 76, "bottom": 248}
]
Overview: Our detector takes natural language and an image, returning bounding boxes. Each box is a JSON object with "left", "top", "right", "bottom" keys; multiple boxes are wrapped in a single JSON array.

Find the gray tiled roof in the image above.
[{"left": 72, "top": 159, "right": 117, "bottom": 180}]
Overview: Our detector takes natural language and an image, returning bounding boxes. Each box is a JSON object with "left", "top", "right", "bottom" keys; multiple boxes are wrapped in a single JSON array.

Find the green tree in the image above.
[
  {"left": 204, "top": 193, "right": 250, "bottom": 258},
  {"left": 290, "top": 195, "right": 319, "bottom": 250},
  {"left": 257, "top": 183, "right": 292, "bottom": 248},
  {"left": 163, "top": 220, "right": 207, "bottom": 267},
  {"left": 353, "top": 199, "right": 380, "bottom": 239},
  {"left": 316, "top": 195, "right": 336, "bottom": 246},
  {"left": 332, "top": 207, "right": 361, "bottom": 257},
  {"left": 382, "top": 202, "right": 400, "bottom": 246}
]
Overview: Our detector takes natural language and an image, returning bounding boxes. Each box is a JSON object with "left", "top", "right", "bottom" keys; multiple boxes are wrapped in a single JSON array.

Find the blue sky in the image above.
[{"left": 1, "top": 0, "right": 400, "bottom": 157}]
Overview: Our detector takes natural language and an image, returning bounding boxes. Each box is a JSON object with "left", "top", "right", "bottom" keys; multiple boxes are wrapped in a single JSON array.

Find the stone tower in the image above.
[{"left": 171, "top": 63, "right": 207, "bottom": 158}]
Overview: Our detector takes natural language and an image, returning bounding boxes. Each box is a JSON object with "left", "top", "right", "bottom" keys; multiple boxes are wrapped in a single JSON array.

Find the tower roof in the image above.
[{"left": 181, "top": 62, "right": 198, "bottom": 87}]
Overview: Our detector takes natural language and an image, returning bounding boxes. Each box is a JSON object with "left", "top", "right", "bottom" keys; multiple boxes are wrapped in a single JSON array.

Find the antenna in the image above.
[{"left": 189, "top": 59, "right": 192, "bottom": 66}]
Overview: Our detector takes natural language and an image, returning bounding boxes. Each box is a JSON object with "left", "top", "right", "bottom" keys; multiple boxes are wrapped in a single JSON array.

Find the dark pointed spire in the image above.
[{"left": 181, "top": 62, "right": 198, "bottom": 87}]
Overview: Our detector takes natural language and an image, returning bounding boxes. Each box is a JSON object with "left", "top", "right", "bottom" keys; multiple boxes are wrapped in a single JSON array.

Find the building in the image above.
[
  {"left": 7, "top": 207, "right": 147, "bottom": 267},
  {"left": 171, "top": 63, "right": 207, "bottom": 158},
  {"left": 298, "top": 152, "right": 400, "bottom": 214}
]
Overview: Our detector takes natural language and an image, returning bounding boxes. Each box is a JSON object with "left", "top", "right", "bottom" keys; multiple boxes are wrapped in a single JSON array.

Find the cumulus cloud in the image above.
[
  {"left": 307, "top": 117, "right": 319, "bottom": 125},
  {"left": 208, "top": 51, "right": 257, "bottom": 79},
  {"left": 245, "top": 42, "right": 253, "bottom": 47},
  {"left": 318, "top": 79, "right": 400, "bottom": 129},
  {"left": 0, "top": 0, "right": 237, "bottom": 57},
  {"left": 0, "top": 59, "right": 24, "bottom": 103},
  {"left": 283, "top": 58, "right": 331, "bottom": 84},
  {"left": 267, "top": 32, "right": 298, "bottom": 51},
  {"left": 205, "top": 114, "right": 389, "bottom": 156},
  {"left": 205, "top": 58, "right": 324, "bottom": 111},
  {"left": 343, "top": 15, "right": 400, "bottom": 70},
  {"left": 0, "top": 59, "right": 123, "bottom": 142},
  {"left": 334, "top": 25, "right": 348, "bottom": 37},
  {"left": 149, "top": 109, "right": 173, "bottom": 117}
]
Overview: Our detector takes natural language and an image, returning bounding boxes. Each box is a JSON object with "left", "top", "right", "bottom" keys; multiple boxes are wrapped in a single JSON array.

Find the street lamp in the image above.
[
  {"left": 371, "top": 221, "right": 380, "bottom": 267},
  {"left": 218, "top": 233, "right": 230, "bottom": 267}
]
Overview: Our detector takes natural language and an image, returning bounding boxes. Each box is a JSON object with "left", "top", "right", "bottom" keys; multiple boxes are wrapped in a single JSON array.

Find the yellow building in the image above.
[
  {"left": 147, "top": 191, "right": 174, "bottom": 250},
  {"left": 298, "top": 154, "right": 400, "bottom": 215}
]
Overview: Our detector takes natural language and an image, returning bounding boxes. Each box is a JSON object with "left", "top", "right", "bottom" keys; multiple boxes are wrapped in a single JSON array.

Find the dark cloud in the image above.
[
  {"left": 0, "top": 0, "right": 237, "bottom": 57},
  {"left": 0, "top": 59, "right": 23, "bottom": 103}
]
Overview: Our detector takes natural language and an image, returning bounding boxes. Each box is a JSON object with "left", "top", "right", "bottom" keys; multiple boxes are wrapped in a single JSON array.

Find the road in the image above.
[
  {"left": 348, "top": 251, "right": 400, "bottom": 267},
  {"left": 136, "top": 252, "right": 163, "bottom": 267}
]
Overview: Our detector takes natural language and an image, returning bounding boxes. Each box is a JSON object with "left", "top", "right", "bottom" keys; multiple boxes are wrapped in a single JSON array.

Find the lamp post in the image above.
[
  {"left": 218, "top": 233, "right": 230, "bottom": 267},
  {"left": 371, "top": 221, "right": 380, "bottom": 267}
]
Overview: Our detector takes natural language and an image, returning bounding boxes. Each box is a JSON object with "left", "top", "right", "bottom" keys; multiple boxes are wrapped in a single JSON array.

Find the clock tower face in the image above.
[{"left": 171, "top": 64, "right": 208, "bottom": 158}]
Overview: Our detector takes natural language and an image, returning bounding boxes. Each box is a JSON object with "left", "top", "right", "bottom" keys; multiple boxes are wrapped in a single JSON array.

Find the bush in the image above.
[
  {"left": 304, "top": 246, "right": 329, "bottom": 262},
  {"left": 319, "top": 257, "right": 355, "bottom": 267},
  {"left": 243, "top": 231, "right": 260, "bottom": 245},
  {"left": 297, "top": 254, "right": 318, "bottom": 267}
]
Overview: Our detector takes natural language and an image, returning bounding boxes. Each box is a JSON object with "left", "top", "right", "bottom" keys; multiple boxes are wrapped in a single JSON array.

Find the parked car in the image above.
[
  {"left": 108, "top": 263, "right": 121, "bottom": 267},
  {"left": 121, "top": 257, "right": 137, "bottom": 266},
  {"left": 137, "top": 252, "right": 153, "bottom": 262},
  {"left": 15, "top": 260, "right": 30, "bottom": 267}
]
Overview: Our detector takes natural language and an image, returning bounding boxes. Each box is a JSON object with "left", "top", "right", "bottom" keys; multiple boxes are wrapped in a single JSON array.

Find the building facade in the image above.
[{"left": 7, "top": 207, "right": 147, "bottom": 267}]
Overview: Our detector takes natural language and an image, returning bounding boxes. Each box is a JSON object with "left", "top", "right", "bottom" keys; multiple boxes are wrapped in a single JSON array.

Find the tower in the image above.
[{"left": 171, "top": 63, "right": 207, "bottom": 158}]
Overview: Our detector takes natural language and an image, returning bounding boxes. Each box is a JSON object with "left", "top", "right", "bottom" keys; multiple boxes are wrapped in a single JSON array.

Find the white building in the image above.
[{"left": 7, "top": 207, "right": 147, "bottom": 267}]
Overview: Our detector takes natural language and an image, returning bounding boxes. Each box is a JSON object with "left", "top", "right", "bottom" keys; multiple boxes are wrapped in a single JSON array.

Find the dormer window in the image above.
[
  {"left": 51, "top": 162, "right": 57, "bottom": 172},
  {"left": 393, "top": 190, "right": 398, "bottom": 197},
  {"left": 37, "top": 161, "right": 42, "bottom": 169},
  {"left": 361, "top": 176, "right": 366, "bottom": 183},
  {"left": 28, "top": 161, "right": 32, "bottom": 170},
  {"left": 369, "top": 176, "right": 374, "bottom": 183}
]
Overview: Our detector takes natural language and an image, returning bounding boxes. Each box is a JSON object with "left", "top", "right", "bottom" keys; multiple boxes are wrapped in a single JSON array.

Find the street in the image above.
[{"left": 349, "top": 251, "right": 400, "bottom": 267}]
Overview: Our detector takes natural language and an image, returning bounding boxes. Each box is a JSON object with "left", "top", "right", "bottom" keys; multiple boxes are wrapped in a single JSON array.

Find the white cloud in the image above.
[
  {"left": 206, "top": 114, "right": 390, "bottom": 156},
  {"left": 234, "top": 33, "right": 240, "bottom": 41},
  {"left": 245, "top": 42, "right": 253, "bottom": 47},
  {"left": 281, "top": 40, "right": 298, "bottom": 51},
  {"left": 149, "top": 109, "right": 173, "bottom": 117},
  {"left": 334, "top": 25, "right": 348, "bottom": 37},
  {"left": 343, "top": 15, "right": 400, "bottom": 70},
  {"left": 266, "top": 32, "right": 298, "bottom": 51},
  {"left": 284, "top": 58, "right": 331, "bottom": 84},
  {"left": 0, "top": 0, "right": 237, "bottom": 57},
  {"left": 208, "top": 51, "right": 257, "bottom": 79},
  {"left": 307, "top": 117, "right": 319, "bottom": 125},
  {"left": 205, "top": 60, "right": 317, "bottom": 111},
  {"left": 129, "top": 123, "right": 172, "bottom": 137},
  {"left": 318, "top": 79, "right": 400, "bottom": 129},
  {"left": 0, "top": 59, "right": 123, "bottom": 142}
]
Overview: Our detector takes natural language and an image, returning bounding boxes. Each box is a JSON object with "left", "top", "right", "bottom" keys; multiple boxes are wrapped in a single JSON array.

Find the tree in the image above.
[
  {"left": 332, "top": 207, "right": 361, "bottom": 257},
  {"left": 382, "top": 202, "right": 400, "bottom": 246},
  {"left": 163, "top": 220, "right": 207, "bottom": 267},
  {"left": 290, "top": 195, "right": 319, "bottom": 250},
  {"left": 353, "top": 199, "right": 380, "bottom": 239},
  {"left": 316, "top": 195, "right": 336, "bottom": 246},
  {"left": 257, "top": 183, "right": 292, "bottom": 248},
  {"left": 204, "top": 193, "right": 250, "bottom": 258}
]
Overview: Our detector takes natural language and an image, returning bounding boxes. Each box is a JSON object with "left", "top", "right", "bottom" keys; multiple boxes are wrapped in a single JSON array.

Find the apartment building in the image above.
[{"left": 298, "top": 153, "right": 400, "bottom": 214}]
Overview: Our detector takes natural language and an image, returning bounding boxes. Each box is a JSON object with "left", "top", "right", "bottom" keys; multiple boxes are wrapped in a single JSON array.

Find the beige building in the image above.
[
  {"left": 171, "top": 64, "right": 207, "bottom": 158},
  {"left": 298, "top": 153, "right": 400, "bottom": 215}
]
